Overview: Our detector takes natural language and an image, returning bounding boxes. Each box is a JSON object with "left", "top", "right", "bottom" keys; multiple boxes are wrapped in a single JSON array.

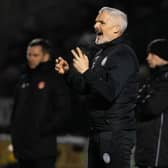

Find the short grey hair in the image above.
[{"left": 99, "top": 7, "right": 128, "bottom": 34}]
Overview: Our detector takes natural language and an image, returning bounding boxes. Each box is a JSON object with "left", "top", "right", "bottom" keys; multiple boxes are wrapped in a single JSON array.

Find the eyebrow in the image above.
[{"left": 95, "top": 20, "right": 106, "bottom": 24}]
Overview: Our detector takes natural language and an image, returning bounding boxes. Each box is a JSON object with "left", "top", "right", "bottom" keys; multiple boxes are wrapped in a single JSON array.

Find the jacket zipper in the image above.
[{"left": 155, "top": 113, "right": 164, "bottom": 167}]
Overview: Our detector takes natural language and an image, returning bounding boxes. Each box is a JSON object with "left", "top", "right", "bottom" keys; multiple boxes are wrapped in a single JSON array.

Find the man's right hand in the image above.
[{"left": 55, "top": 57, "right": 69, "bottom": 75}]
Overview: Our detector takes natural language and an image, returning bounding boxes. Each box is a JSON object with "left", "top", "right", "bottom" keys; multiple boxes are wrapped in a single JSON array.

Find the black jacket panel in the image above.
[
  {"left": 66, "top": 36, "right": 139, "bottom": 131},
  {"left": 11, "top": 61, "right": 70, "bottom": 159},
  {"left": 135, "top": 65, "right": 168, "bottom": 167}
]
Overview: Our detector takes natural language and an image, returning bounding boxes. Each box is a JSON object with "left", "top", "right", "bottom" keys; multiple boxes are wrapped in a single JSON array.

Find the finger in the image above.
[
  {"left": 55, "top": 60, "right": 62, "bottom": 67},
  {"left": 56, "top": 59, "right": 59, "bottom": 63},
  {"left": 72, "top": 58, "right": 78, "bottom": 64},
  {"left": 56, "top": 57, "right": 62, "bottom": 63},
  {"left": 55, "top": 63, "right": 61, "bottom": 68},
  {"left": 55, "top": 66, "right": 59, "bottom": 71},
  {"left": 55, "top": 66, "right": 61, "bottom": 72},
  {"left": 73, "top": 59, "right": 80, "bottom": 68},
  {"left": 59, "top": 57, "right": 67, "bottom": 66},
  {"left": 71, "top": 49, "right": 80, "bottom": 60},
  {"left": 56, "top": 69, "right": 64, "bottom": 75},
  {"left": 55, "top": 64, "right": 64, "bottom": 73},
  {"left": 83, "top": 54, "right": 88, "bottom": 60},
  {"left": 58, "top": 57, "right": 65, "bottom": 62},
  {"left": 76, "top": 47, "right": 84, "bottom": 57},
  {"left": 72, "top": 61, "right": 78, "bottom": 69}
]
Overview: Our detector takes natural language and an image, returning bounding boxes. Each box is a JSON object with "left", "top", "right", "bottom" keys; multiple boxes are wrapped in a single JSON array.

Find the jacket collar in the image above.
[
  {"left": 151, "top": 64, "right": 168, "bottom": 80},
  {"left": 23, "top": 61, "right": 54, "bottom": 74}
]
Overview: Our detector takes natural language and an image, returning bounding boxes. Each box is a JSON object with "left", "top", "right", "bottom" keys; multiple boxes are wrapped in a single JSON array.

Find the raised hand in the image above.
[
  {"left": 71, "top": 47, "right": 89, "bottom": 74},
  {"left": 55, "top": 57, "right": 69, "bottom": 74}
]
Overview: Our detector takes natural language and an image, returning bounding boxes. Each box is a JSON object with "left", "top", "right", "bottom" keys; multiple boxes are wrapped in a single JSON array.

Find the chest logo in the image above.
[
  {"left": 38, "top": 81, "right": 46, "bottom": 90},
  {"left": 102, "top": 153, "right": 111, "bottom": 164},
  {"left": 21, "top": 82, "right": 29, "bottom": 88}
]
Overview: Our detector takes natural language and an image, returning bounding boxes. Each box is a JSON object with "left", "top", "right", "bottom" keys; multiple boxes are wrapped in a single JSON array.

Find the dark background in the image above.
[{"left": 0, "top": 0, "right": 168, "bottom": 135}]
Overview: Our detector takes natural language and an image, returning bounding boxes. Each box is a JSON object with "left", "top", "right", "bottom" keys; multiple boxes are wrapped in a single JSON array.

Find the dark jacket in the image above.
[
  {"left": 135, "top": 65, "right": 168, "bottom": 167},
  {"left": 66, "top": 36, "right": 139, "bottom": 132},
  {"left": 11, "top": 61, "right": 70, "bottom": 160}
]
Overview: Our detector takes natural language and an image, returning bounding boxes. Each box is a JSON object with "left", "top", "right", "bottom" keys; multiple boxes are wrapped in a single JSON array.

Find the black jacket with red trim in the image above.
[{"left": 11, "top": 61, "right": 70, "bottom": 159}]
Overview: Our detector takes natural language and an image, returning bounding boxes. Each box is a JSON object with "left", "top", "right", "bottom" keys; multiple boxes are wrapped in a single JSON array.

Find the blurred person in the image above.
[
  {"left": 135, "top": 39, "right": 168, "bottom": 168},
  {"left": 55, "top": 7, "right": 139, "bottom": 168},
  {"left": 11, "top": 38, "right": 70, "bottom": 168}
]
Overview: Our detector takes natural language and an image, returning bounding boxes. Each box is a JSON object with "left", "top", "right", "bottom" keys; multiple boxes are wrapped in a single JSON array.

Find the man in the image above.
[
  {"left": 11, "top": 38, "right": 69, "bottom": 168},
  {"left": 55, "top": 7, "right": 139, "bottom": 168},
  {"left": 135, "top": 39, "right": 168, "bottom": 168}
]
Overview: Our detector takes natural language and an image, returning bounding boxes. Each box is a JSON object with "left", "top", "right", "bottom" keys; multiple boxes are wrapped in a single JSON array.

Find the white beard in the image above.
[
  {"left": 95, "top": 35, "right": 111, "bottom": 45},
  {"left": 95, "top": 35, "right": 105, "bottom": 44}
]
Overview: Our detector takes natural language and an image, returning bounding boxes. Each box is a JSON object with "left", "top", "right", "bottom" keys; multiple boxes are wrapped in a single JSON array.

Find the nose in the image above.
[
  {"left": 94, "top": 22, "right": 99, "bottom": 30},
  {"left": 94, "top": 24, "right": 97, "bottom": 30}
]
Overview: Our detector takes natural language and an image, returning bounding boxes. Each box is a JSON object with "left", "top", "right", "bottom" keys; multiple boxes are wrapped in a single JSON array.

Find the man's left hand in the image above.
[{"left": 71, "top": 47, "right": 89, "bottom": 74}]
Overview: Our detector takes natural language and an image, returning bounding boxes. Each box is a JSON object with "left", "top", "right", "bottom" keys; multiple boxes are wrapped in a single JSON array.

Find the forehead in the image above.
[
  {"left": 95, "top": 11, "right": 112, "bottom": 22},
  {"left": 27, "top": 45, "right": 43, "bottom": 52}
]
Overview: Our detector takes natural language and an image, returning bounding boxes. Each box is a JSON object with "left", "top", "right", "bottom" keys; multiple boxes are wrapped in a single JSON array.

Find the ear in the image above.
[{"left": 113, "top": 25, "right": 121, "bottom": 34}]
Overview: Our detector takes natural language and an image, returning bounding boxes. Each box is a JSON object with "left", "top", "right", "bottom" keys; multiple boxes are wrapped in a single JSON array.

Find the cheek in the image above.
[
  {"left": 153, "top": 57, "right": 158, "bottom": 64},
  {"left": 27, "top": 56, "right": 33, "bottom": 62},
  {"left": 104, "top": 28, "right": 114, "bottom": 36},
  {"left": 102, "top": 27, "right": 109, "bottom": 33},
  {"left": 35, "top": 58, "right": 42, "bottom": 63}
]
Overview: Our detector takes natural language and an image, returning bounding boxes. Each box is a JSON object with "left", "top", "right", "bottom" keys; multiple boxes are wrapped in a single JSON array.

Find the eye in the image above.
[
  {"left": 33, "top": 54, "right": 39, "bottom": 58},
  {"left": 100, "top": 21, "right": 105, "bottom": 25}
]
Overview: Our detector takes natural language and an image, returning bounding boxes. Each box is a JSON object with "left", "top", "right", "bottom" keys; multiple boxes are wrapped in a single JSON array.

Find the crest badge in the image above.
[
  {"left": 38, "top": 81, "right": 46, "bottom": 90},
  {"left": 102, "top": 153, "right": 111, "bottom": 164}
]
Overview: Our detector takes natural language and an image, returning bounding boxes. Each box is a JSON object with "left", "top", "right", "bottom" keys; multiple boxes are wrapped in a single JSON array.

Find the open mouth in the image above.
[
  {"left": 97, "top": 32, "right": 103, "bottom": 36},
  {"left": 95, "top": 29, "right": 103, "bottom": 36}
]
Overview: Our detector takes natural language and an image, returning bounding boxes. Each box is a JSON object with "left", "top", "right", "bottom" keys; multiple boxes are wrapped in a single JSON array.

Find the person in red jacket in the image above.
[{"left": 11, "top": 38, "right": 70, "bottom": 168}]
